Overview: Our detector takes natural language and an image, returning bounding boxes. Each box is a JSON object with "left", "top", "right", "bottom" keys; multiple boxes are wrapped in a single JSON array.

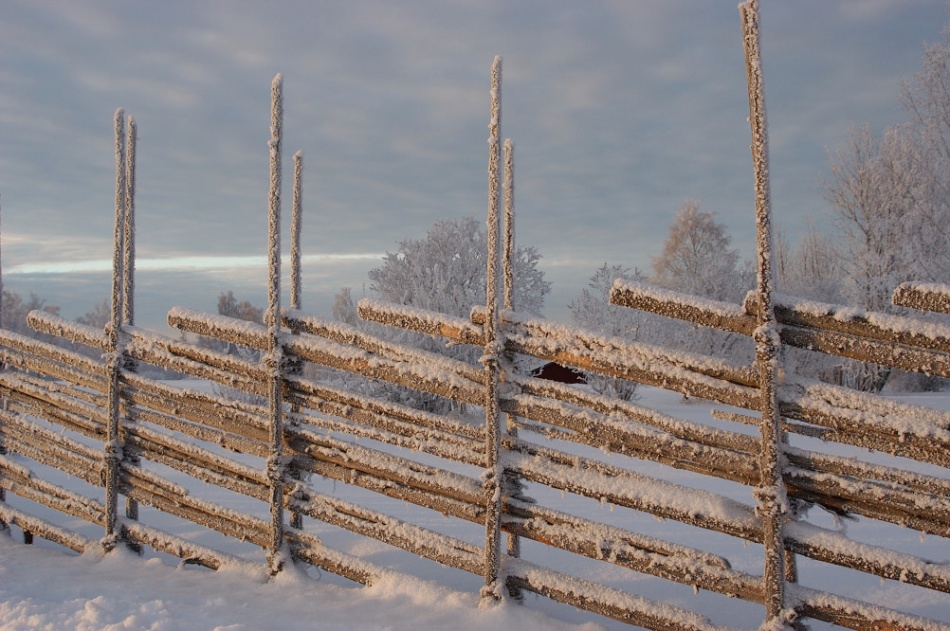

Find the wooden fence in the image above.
[{"left": 1, "top": 2, "right": 949, "bottom": 629}]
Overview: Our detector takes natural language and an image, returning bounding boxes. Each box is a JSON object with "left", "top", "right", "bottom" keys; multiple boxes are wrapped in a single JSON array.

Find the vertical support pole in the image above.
[
  {"left": 265, "top": 74, "right": 287, "bottom": 575},
  {"left": 501, "top": 139, "right": 523, "bottom": 596},
  {"left": 122, "top": 116, "right": 141, "bottom": 536},
  {"left": 290, "top": 151, "right": 304, "bottom": 313},
  {"left": 288, "top": 149, "right": 304, "bottom": 531},
  {"left": 103, "top": 108, "right": 128, "bottom": 551},
  {"left": 480, "top": 55, "right": 504, "bottom": 604},
  {"left": 0, "top": 194, "right": 5, "bottom": 520},
  {"left": 740, "top": 2, "right": 790, "bottom": 626}
]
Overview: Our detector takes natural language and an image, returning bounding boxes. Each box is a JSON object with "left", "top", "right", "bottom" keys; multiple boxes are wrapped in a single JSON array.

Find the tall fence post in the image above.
[
  {"left": 288, "top": 149, "right": 304, "bottom": 531},
  {"left": 0, "top": 193, "right": 5, "bottom": 522},
  {"left": 480, "top": 55, "right": 504, "bottom": 603},
  {"left": 740, "top": 1, "right": 790, "bottom": 626},
  {"left": 103, "top": 108, "right": 128, "bottom": 551},
  {"left": 501, "top": 138, "right": 524, "bottom": 597},
  {"left": 122, "top": 116, "right": 141, "bottom": 539},
  {"left": 265, "top": 74, "right": 287, "bottom": 575}
]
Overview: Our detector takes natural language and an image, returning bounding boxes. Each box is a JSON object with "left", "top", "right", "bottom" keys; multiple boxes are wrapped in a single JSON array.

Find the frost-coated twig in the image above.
[
  {"left": 103, "top": 108, "right": 128, "bottom": 551},
  {"left": 740, "top": 1, "right": 791, "bottom": 623},
  {"left": 480, "top": 55, "right": 504, "bottom": 603},
  {"left": 264, "top": 73, "right": 286, "bottom": 575}
]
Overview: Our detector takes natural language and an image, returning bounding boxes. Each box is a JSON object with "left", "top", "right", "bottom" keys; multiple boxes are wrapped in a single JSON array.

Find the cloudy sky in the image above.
[{"left": 2, "top": 1, "right": 947, "bottom": 330}]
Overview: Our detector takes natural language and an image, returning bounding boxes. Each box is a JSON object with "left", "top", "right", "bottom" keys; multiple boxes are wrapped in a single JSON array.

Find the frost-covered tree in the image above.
[
  {"left": 1, "top": 291, "right": 60, "bottom": 337},
  {"left": 652, "top": 200, "right": 751, "bottom": 304},
  {"left": 76, "top": 298, "right": 111, "bottom": 329},
  {"left": 650, "top": 200, "right": 754, "bottom": 362},
  {"left": 779, "top": 220, "right": 845, "bottom": 305},
  {"left": 901, "top": 33, "right": 950, "bottom": 283},
  {"left": 368, "top": 216, "right": 549, "bottom": 317},
  {"left": 336, "top": 216, "right": 550, "bottom": 412},
  {"left": 825, "top": 125, "right": 922, "bottom": 314},
  {"left": 823, "top": 125, "right": 934, "bottom": 391},
  {"left": 216, "top": 291, "right": 264, "bottom": 324},
  {"left": 568, "top": 264, "right": 649, "bottom": 401}
]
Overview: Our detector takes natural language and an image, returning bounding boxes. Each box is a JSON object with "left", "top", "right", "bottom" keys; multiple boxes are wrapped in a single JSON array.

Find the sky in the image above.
[{"left": 2, "top": 0, "right": 948, "bottom": 331}]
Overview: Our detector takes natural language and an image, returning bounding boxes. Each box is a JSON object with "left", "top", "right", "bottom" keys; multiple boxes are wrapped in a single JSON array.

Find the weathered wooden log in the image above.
[
  {"left": 291, "top": 454, "right": 485, "bottom": 523},
  {"left": 121, "top": 521, "right": 258, "bottom": 572},
  {"left": 289, "top": 485, "right": 482, "bottom": 575},
  {"left": 779, "top": 323, "right": 950, "bottom": 378},
  {"left": 284, "top": 529, "right": 380, "bottom": 586},
  {"left": 287, "top": 425, "right": 484, "bottom": 508},
  {"left": 784, "top": 445, "right": 950, "bottom": 498},
  {"left": 506, "top": 437, "right": 762, "bottom": 542},
  {"left": 283, "top": 308, "right": 486, "bottom": 385},
  {"left": 0, "top": 455, "right": 105, "bottom": 526},
  {"left": 610, "top": 280, "right": 757, "bottom": 336},
  {"left": 288, "top": 394, "right": 485, "bottom": 468},
  {"left": 0, "top": 503, "right": 95, "bottom": 554},
  {"left": 794, "top": 583, "right": 950, "bottom": 631},
  {"left": 122, "top": 468, "right": 270, "bottom": 548},
  {"left": 355, "top": 299, "right": 487, "bottom": 346},
  {"left": 504, "top": 499, "right": 764, "bottom": 603},
  {"left": 503, "top": 329, "right": 758, "bottom": 409},
  {"left": 500, "top": 390, "right": 761, "bottom": 486},
  {"left": 751, "top": 292, "right": 950, "bottom": 355},
  {"left": 514, "top": 374, "right": 758, "bottom": 453},
  {"left": 288, "top": 375, "right": 482, "bottom": 439},
  {"left": 286, "top": 333, "right": 484, "bottom": 407},
  {"left": 122, "top": 427, "right": 270, "bottom": 502},
  {"left": 779, "top": 380, "right": 950, "bottom": 468},
  {"left": 893, "top": 282, "right": 950, "bottom": 316},
  {"left": 786, "top": 520, "right": 950, "bottom": 595},
  {"left": 784, "top": 465, "right": 950, "bottom": 538},
  {"left": 0, "top": 413, "right": 104, "bottom": 486},
  {"left": 506, "top": 558, "right": 731, "bottom": 631}
]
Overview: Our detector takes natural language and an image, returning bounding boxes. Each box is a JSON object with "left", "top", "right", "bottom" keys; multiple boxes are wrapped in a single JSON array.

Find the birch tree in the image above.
[{"left": 650, "top": 200, "right": 754, "bottom": 362}]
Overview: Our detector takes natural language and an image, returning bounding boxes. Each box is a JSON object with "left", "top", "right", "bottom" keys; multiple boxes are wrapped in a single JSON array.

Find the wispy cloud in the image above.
[{"left": 7, "top": 253, "right": 383, "bottom": 276}]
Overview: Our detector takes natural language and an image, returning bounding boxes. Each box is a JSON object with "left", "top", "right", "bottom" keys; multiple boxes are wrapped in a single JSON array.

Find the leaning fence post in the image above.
[
  {"left": 264, "top": 74, "right": 287, "bottom": 575},
  {"left": 103, "top": 108, "right": 128, "bottom": 551},
  {"left": 480, "top": 55, "right": 504, "bottom": 604},
  {"left": 740, "top": 1, "right": 790, "bottom": 625}
]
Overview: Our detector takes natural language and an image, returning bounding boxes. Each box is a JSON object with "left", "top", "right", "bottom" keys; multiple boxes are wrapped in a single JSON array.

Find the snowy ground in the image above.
[{"left": 1, "top": 385, "right": 949, "bottom": 630}]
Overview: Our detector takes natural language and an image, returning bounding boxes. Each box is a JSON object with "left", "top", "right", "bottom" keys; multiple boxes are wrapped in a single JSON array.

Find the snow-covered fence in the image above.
[{"left": 2, "top": 1, "right": 949, "bottom": 630}]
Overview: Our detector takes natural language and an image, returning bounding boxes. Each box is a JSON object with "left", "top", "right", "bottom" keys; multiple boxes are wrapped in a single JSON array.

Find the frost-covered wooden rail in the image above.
[{"left": 2, "top": 2, "right": 949, "bottom": 630}]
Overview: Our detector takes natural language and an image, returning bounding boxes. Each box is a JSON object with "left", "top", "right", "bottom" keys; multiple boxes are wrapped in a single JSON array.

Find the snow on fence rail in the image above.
[{"left": 1, "top": 2, "right": 949, "bottom": 629}]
